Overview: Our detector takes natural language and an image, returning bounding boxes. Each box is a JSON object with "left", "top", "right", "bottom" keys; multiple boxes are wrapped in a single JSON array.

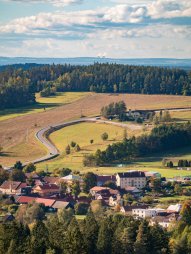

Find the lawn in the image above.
[
  {"left": 36, "top": 122, "right": 127, "bottom": 172},
  {"left": 171, "top": 110, "right": 191, "bottom": 122},
  {"left": 2, "top": 93, "right": 191, "bottom": 167},
  {"left": 0, "top": 92, "right": 89, "bottom": 121},
  {"left": 157, "top": 195, "right": 191, "bottom": 203},
  {"left": 35, "top": 121, "right": 191, "bottom": 179}
]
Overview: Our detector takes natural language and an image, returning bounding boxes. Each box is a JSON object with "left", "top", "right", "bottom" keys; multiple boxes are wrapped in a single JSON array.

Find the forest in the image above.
[
  {"left": 84, "top": 123, "right": 191, "bottom": 166},
  {"left": 1, "top": 201, "right": 191, "bottom": 254},
  {"left": 0, "top": 63, "right": 191, "bottom": 109}
]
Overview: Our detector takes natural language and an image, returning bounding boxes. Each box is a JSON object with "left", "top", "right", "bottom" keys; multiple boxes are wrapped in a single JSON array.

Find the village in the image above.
[{"left": 0, "top": 164, "right": 190, "bottom": 229}]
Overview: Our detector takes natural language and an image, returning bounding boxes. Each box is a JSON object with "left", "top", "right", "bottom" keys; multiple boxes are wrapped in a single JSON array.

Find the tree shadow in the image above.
[
  {"left": 0, "top": 152, "right": 14, "bottom": 157},
  {"left": 0, "top": 102, "right": 62, "bottom": 117}
]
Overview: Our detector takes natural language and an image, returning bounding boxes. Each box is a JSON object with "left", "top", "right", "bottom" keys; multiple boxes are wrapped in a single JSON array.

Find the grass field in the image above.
[
  {"left": 35, "top": 122, "right": 191, "bottom": 179},
  {"left": 0, "top": 92, "right": 89, "bottom": 122},
  {"left": 36, "top": 122, "right": 127, "bottom": 172},
  {"left": 171, "top": 110, "right": 191, "bottom": 122},
  {"left": 157, "top": 195, "right": 191, "bottom": 203},
  {"left": 1, "top": 93, "right": 191, "bottom": 167}
]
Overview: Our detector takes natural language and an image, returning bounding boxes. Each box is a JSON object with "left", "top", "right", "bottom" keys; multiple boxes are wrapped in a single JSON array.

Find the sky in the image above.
[{"left": 0, "top": 0, "right": 191, "bottom": 58}]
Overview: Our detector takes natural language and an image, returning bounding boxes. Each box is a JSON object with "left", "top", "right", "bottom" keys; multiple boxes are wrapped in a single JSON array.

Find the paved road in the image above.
[
  {"left": 14, "top": 117, "right": 140, "bottom": 167},
  {"left": 6, "top": 106, "right": 191, "bottom": 169}
]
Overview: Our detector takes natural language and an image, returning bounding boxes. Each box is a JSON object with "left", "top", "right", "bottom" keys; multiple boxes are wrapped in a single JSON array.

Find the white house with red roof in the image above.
[{"left": 0, "top": 181, "right": 28, "bottom": 195}]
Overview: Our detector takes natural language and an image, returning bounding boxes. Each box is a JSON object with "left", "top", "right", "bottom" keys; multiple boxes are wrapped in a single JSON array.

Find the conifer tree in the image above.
[
  {"left": 31, "top": 220, "right": 49, "bottom": 254},
  {"left": 150, "top": 224, "right": 170, "bottom": 254},
  {"left": 83, "top": 210, "right": 99, "bottom": 254},
  {"left": 134, "top": 220, "right": 151, "bottom": 254},
  {"left": 180, "top": 201, "right": 191, "bottom": 225},
  {"left": 121, "top": 227, "right": 135, "bottom": 254},
  {"left": 97, "top": 218, "right": 113, "bottom": 254},
  {"left": 65, "top": 217, "right": 86, "bottom": 254},
  {"left": 0, "top": 221, "right": 19, "bottom": 254},
  {"left": 46, "top": 215, "right": 66, "bottom": 253}
]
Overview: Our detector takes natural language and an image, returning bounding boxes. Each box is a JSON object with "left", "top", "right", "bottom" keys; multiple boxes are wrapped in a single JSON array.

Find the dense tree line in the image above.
[
  {"left": 0, "top": 208, "right": 171, "bottom": 254},
  {"left": 1, "top": 200, "right": 191, "bottom": 253},
  {"left": 0, "top": 63, "right": 191, "bottom": 109},
  {"left": 101, "top": 101, "right": 127, "bottom": 121},
  {"left": 84, "top": 122, "right": 191, "bottom": 166},
  {"left": 0, "top": 76, "right": 35, "bottom": 109}
]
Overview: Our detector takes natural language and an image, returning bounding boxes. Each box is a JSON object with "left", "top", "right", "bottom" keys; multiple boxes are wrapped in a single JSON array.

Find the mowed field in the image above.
[
  {"left": 170, "top": 110, "right": 191, "bottom": 122},
  {"left": 1, "top": 92, "right": 191, "bottom": 166},
  {"left": 0, "top": 92, "right": 89, "bottom": 122},
  {"left": 36, "top": 122, "right": 191, "bottom": 179},
  {"left": 36, "top": 122, "right": 127, "bottom": 172}
]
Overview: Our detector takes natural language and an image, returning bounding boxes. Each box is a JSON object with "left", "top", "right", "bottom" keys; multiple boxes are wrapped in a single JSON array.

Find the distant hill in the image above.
[{"left": 0, "top": 57, "right": 191, "bottom": 69}]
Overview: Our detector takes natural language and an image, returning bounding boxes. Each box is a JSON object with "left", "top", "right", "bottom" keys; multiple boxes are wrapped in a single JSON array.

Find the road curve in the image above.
[
  {"left": 3, "top": 117, "right": 142, "bottom": 170},
  {"left": 30, "top": 117, "right": 141, "bottom": 165}
]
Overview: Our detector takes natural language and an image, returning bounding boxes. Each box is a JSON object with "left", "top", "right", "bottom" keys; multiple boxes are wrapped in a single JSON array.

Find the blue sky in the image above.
[{"left": 0, "top": 0, "right": 191, "bottom": 58}]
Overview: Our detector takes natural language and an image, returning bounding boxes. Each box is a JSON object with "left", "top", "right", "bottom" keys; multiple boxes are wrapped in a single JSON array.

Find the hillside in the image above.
[{"left": 1, "top": 57, "right": 191, "bottom": 69}]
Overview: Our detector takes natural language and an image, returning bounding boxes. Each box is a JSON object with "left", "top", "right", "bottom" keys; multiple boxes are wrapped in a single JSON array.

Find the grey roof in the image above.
[{"left": 117, "top": 171, "right": 145, "bottom": 178}]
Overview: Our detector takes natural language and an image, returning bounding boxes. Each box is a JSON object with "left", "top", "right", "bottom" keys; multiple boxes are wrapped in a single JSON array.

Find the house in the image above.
[
  {"left": 35, "top": 198, "right": 56, "bottom": 207},
  {"left": 125, "top": 186, "right": 142, "bottom": 198},
  {"left": 96, "top": 175, "right": 116, "bottom": 186},
  {"left": 90, "top": 186, "right": 119, "bottom": 196},
  {"left": 167, "top": 204, "right": 182, "bottom": 213},
  {"left": 16, "top": 196, "right": 37, "bottom": 204},
  {"left": 61, "top": 174, "right": 83, "bottom": 185},
  {"left": 90, "top": 186, "right": 110, "bottom": 196},
  {"left": 145, "top": 171, "right": 161, "bottom": 179},
  {"left": 150, "top": 213, "right": 179, "bottom": 228},
  {"left": 126, "top": 109, "right": 151, "bottom": 120},
  {"left": 25, "top": 173, "right": 40, "bottom": 180},
  {"left": 43, "top": 176, "right": 60, "bottom": 185},
  {"left": 132, "top": 208, "right": 165, "bottom": 219},
  {"left": 32, "top": 183, "right": 60, "bottom": 197},
  {"left": 109, "top": 194, "right": 122, "bottom": 207},
  {"left": 120, "top": 204, "right": 148, "bottom": 215},
  {"left": 116, "top": 171, "right": 146, "bottom": 189},
  {"left": 0, "top": 181, "right": 28, "bottom": 195}
]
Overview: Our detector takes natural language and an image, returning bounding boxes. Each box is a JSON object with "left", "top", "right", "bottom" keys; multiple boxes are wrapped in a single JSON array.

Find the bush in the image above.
[
  {"left": 75, "top": 145, "right": 81, "bottom": 152},
  {"left": 83, "top": 154, "right": 97, "bottom": 167},
  {"left": 23, "top": 163, "right": 36, "bottom": 173},
  {"left": 74, "top": 203, "right": 89, "bottom": 215},
  {"left": 101, "top": 132, "right": 108, "bottom": 141},
  {"left": 65, "top": 145, "right": 71, "bottom": 155},
  {"left": 70, "top": 141, "right": 76, "bottom": 148}
]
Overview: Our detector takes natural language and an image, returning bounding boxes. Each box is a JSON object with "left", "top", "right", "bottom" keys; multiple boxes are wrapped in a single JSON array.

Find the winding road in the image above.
[
  {"left": 5, "top": 106, "right": 191, "bottom": 169},
  {"left": 31, "top": 117, "right": 142, "bottom": 166}
]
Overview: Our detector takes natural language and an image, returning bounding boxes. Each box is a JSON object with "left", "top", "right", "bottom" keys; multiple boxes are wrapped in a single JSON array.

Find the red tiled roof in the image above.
[
  {"left": 36, "top": 198, "right": 56, "bottom": 207},
  {"left": 17, "top": 196, "right": 36, "bottom": 204},
  {"left": 0, "top": 181, "right": 22, "bottom": 190},
  {"left": 19, "top": 183, "right": 27, "bottom": 189},
  {"left": 43, "top": 177, "right": 60, "bottom": 184},
  {"left": 90, "top": 186, "right": 110, "bottom": 192}
]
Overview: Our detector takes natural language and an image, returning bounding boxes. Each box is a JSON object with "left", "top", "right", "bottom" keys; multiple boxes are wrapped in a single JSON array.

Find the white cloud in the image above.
[
  {"left": 148, "top": 0, "right": 191, "bottom": 19},
  {"left": 0, "top": 0, "right": 191, "bottom": 58},
  {"left": 104, "top": 5, "right": 147, "bottom": 23},
  {"left": 4, "top": 0, "right": 83, "bottom": 7}
]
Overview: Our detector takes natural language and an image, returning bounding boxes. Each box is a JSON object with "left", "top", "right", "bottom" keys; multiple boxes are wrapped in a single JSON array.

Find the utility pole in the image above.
[{"left": 26, "top": 128, "right": 29, "bottom": 143}]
